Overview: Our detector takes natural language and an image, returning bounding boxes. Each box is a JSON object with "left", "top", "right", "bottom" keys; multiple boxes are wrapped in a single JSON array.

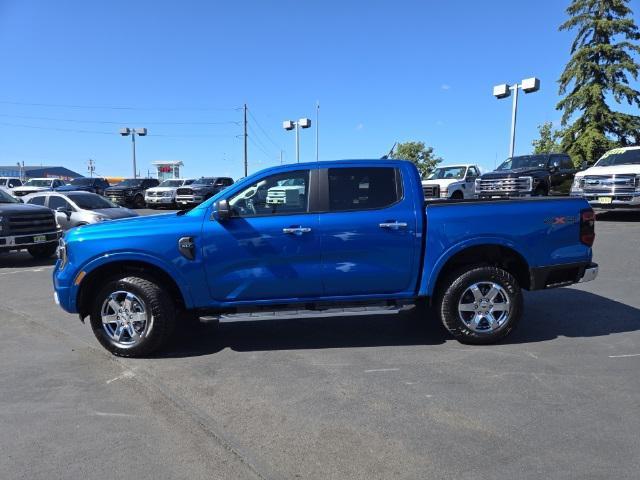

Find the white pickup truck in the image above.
[
  {"left": 421, "top": 164, "right": 481, "bottom": 200},
  {"left": 570, "top": 146, "right": 640, "bottom": 209}
]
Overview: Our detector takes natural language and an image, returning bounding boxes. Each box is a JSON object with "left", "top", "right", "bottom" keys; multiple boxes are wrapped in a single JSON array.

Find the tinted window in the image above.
[
  {"left": 48, "top": 196, "right": 72, "bottom": 210},
  {"left": 328, "top": 167, "right": 401, "bottom": 212},
  {"left": 468, "top": 167, "right": 480, "bottom": 177},
  {"left": 67, "top": 193, "right": 117, "bottom": 209},
  {"left": 9, "top": 179, "right": 22, "bottom": 187},
  {"left": 0, "top": 189, "right": 19, "bottom": 203},
  {"left": 560, "top": 156, "right": 574, "bottom": 170},
  {"left": 228, "top": 170, "right": 309, "bottom": 217},
  {"left": 27, "top": 196, "right": 46, "bottom": 206}
]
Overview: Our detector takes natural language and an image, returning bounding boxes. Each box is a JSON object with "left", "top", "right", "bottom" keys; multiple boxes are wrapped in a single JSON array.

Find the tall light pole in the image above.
[
  {"left": 493, "top": 77, "right": 540, "bottom": 158},
  {"left": 119, "top": 128, "right": 147, "bottom": 178},
  {"left": 283, "top": 118, "right": 312, "bottom": 162}
]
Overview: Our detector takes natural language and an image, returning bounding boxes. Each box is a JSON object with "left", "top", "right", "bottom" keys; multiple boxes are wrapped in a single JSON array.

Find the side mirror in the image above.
[
  {"left": 55, "top": 206, "right": 71, "bottom": 219},
  {"left": 549, "top": 160, "right": 560, "bottom": 172},
  {"left": 214, "top": 199, "right": 231, "bottom": 221},
  {"left": 580, "top": 161, "right": 588, "bottom": 170}
]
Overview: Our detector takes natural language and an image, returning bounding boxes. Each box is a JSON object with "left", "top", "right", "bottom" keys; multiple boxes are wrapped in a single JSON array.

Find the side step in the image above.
[{"left": 213, "top": 304, "right": 413, "bottom": 323}]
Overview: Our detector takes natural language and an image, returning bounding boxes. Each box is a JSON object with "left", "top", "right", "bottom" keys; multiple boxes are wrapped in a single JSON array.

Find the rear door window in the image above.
[
  {"left": 27, "top": 196, "right": 46, "bottom": 206},
  {"left": 327, "top": 167, "right": 401, "bottom": 212},
  {"left": 48, "top": 196, "right": 72, "bottom": 210}
]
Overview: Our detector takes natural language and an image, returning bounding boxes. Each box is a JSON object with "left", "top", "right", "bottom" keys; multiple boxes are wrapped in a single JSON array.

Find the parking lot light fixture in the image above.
[
  {"left": 283, "top": 118, "right": 312, "bottom": 163},
  {"left": 120, "top": 128, "right": 148, "bottom": 178},
  {"left": 493, "top": 77, "right": 540, "bottom": 158}
]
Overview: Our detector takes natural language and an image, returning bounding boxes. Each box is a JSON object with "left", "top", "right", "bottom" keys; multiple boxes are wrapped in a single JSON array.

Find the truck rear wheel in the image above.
[
  {"left": 89, "top": 276, "right": 176, "bottom": 357},
  {"left": 437, "top": 266, "right": 522, "bottom": 344},
  {"left": 27, "top": 243, "right": 57, "bottom": 259}
]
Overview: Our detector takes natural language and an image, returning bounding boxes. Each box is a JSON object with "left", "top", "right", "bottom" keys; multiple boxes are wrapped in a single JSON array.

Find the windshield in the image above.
[
  {"left": 0, "top": 189, "right": 18, "bottom": 203},
  {"left": 594, "top": 148, "right": 640, "bottom": 167},
  {"left": 497, "top": 155, "right": 548, "bottom": 170},
  {"left": 25, "top": 179, "right": 53, "bottom": 187},
  {"left": 67, "top": 193, "right": 117, "bottom": 209},
  {"left": 114, "top": 179, "right": 143, "bottom": 187},
  {"left": 159, "top": 179, "right": 185, "bottom": 187},
  {"left": 193, "top": 177, "right": 215, "bottom": 186},
  {"left": 426, "top": 167, "right": 467, "bottom": 180},
  {"left": 70, "top": 178, "right": 94, "bottom": 186}
]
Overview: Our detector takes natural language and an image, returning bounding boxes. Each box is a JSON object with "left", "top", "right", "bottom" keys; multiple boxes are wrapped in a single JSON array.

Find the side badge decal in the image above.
[{"left": 178, "top": 236, "right": 196, "bottom": 260}]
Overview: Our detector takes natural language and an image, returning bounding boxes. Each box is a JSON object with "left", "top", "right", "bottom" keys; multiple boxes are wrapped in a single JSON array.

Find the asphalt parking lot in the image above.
[{"left": 1, "top": 209, "right": 639, "bottom": 480}]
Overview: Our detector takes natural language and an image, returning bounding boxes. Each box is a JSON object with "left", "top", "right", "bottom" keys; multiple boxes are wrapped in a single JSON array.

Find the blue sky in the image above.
[{"left": 0, "top": 0, "right": 637, "bottom": 178}]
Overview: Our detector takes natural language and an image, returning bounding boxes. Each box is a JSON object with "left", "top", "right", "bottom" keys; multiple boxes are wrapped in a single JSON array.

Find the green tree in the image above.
[
  {"left": 532, "top": 121, "right": 564, "bottom": 154},
  {"left": 557, "top": 0, "right": 640, "bottom": 165},
  {"left": 389, "top": 141, "right": 442, "bottom": 178}
]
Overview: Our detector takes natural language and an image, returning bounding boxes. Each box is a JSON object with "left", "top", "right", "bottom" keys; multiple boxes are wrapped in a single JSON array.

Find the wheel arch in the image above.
[
  {"left": 422, "top": 241, "right": 531, "bottom": 299},
  {"left": 76, "top": 257, "right": 191, "bottom": 320}
]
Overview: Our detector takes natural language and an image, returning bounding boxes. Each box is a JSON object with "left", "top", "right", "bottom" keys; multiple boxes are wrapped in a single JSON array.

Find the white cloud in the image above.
[
  {"left": 355, "top": 123, "right": 364, "bottom": 130},
  {"left": 441, "top": 84, "right": 451, "bottom": 91}
]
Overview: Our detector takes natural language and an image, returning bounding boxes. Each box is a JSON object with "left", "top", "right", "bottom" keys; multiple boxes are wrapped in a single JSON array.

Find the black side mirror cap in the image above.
[{"left": 214, "top": 199, "right": 231, "bottom": 221}]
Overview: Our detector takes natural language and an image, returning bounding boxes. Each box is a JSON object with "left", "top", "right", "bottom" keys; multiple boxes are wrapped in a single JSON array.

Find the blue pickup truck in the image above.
[{"left": 53, "top": 160, "right": 598, "bottom": 357}]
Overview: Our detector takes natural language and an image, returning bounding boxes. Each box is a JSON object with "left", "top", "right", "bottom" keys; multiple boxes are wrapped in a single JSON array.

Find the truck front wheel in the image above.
[
  {"left": 438, "top": 266, "right": 522, "bottom": 344},
  {"left": 89, "top": 276, "right": 176, "bottom": 357}
]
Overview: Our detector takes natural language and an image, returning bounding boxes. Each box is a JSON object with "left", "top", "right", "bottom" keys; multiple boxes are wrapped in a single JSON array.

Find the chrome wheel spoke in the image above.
[
  {"left": 102, "top": 313, "right": 118, "bottom": 325},
  {"left": 123, "top": 294, "right": 135, "bottom": 312},
  {"left": 113, "top": 324, "right": 125, "bottom": 341},
  {"left": 459, "top": 303, "right": 476, "bottom": 312},
  {"left": 126, "top": 324, "right": 140, "bottom": 341},
  {"left": 491, "top": 302, "right": 509, "bottom": 312},
  {"left": 469, "top": 285, "right": 483, "bottom": 302},
  {"left": 486, "top": 285, "right": 501, "bottom": 302},
  {"left": 486, "top": 313, "right": 500, "bottom": 329},
  {"left": 131, "top": 312, "right": 147, "bottom": 323},
  {"left": 108, "top": 298, "right": 121, "bottom": 314}
]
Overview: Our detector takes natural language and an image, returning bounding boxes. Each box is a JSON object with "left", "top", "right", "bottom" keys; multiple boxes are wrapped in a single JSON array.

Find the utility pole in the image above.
[
  {"left": 119, "top": 128, "right": 147, "bottom": 178},
  {"left": 87, "top": 159, "right": 95, "bottom": 178},
  {"left": 493, "top": 78, "right": 540, "bottom": 158},
  {"left": 280, "top": 150, "right": 283, "bottom": 165},
  {"left": 243, "top": 103, "right": 248, "bottom": 177}
]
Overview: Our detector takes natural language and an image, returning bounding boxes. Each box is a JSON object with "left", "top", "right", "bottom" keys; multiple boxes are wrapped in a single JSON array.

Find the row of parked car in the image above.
[
  {"left": 421, "top": 146, "right": 640, "bottom": 211},
  {"left": 0, "top": 175, "right": 235, "bottom": 209}
]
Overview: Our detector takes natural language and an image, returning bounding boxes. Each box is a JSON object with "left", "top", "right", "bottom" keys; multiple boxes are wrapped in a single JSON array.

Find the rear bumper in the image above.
[
  {"left": 529, "top": 262, "right": 598, "bottom": 290},
  {"left": 477, "top": 192, "right": 532, "bottom": 199}
]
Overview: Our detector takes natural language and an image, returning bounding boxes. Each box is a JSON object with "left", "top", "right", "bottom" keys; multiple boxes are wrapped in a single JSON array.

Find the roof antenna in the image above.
[{"left": 380, "top": 142, "right": 397, "bottom": 159}]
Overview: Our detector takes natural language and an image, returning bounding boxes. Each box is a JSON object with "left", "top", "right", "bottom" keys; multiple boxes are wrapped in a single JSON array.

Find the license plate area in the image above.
[
  {"left": 33, "top": 235, "right": 46, "bottom": 243},
  {"left": 598, "top": 196, "right": 612, "bottom": 204}
]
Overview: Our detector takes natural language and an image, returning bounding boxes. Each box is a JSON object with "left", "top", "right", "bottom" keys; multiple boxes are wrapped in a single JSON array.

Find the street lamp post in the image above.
[
  {"left": 119, "top": 128, "right": 148, "bottom": 178},
  {"left": 493, "top": 77, "right": 540, "bottom": 158},
  {"left": 283, "top": 118, "right": 312, "bottom": 162}
]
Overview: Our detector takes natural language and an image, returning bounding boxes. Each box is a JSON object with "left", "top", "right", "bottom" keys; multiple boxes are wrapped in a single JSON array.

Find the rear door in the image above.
[{"left": 319, "top": 165, "right": 421, "bottom": 296}]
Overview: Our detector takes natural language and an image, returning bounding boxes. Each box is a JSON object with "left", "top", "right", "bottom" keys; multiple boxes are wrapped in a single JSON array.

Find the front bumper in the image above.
[
  {"left": 573, "top": 191, "right": 640, "bottom": 209},
  {"left": 477, "top": 192, "right": 532, "bottom": 199},
  {"left": 0, "top": 230, "right": 61, "bottom": 250},
  {"left": 145, "top": 196, "right": 174, "bottom": 204},
  {"left": 579, "top": 263, "right": 598, "bottom": 283},
  {"left": 176, "top": 195, "right": 205, "bottom": 205}
]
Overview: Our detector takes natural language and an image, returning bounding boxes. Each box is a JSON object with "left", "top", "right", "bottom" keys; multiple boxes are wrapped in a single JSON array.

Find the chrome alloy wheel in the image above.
[
  {"left": 100, "top": 291, "right": 151, "bottom": 347},
  {"left": 457, "top": 282, "right": 511, "bottom": 334}
]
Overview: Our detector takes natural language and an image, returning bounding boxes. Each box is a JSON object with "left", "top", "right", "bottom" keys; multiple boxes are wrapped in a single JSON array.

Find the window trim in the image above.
[
  {"left": 319, "top": 166, "right": 405, "bottom": 214},
  {"left": 222, "top": 168, "right": 318, "bottom": 219}
]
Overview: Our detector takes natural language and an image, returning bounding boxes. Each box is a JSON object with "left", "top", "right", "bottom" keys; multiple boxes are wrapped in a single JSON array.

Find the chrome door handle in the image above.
[
  {"left": 379, "top": 221, "right": 408, "bottom": 230},
  {"left": 283, "top": 227, "right": 312, "bottom": 235}
]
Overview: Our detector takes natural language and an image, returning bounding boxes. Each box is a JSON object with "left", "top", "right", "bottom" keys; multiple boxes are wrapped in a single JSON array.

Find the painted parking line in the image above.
[
  {"left": 608, "top": 353, "right": 640, "bottom": 358},
  {"left": 364, "top": 368, "right": 400, "bottom": 373},
  {"left": 0, "top": 267, "right": 54, "bottom": 276}
]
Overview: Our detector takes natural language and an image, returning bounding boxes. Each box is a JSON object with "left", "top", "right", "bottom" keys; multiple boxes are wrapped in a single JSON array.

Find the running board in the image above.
[{"left": 214, "top": 304, "right": 412, "bottom": 323}]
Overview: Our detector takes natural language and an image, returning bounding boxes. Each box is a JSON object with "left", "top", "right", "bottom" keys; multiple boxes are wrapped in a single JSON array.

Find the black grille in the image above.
[
  {"left": 13, "top": 190, "right": 30, "bottom": 197},
  {"left": 8, "top": 212, "right": 57, "bottom": 235},
  {"left": 422, "top": 184, "right": 440, "bottom": 198},
  {"left": 106, "top": 190, "right": 126, "bottom": 202},
  {"left": 176, "top": 188, "right": 193, "bottom": 196}
]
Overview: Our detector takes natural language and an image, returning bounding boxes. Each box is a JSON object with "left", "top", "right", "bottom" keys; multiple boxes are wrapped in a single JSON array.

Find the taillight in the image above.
[{"left": 580, "top": 208, "right": 595, "bottom": 246}]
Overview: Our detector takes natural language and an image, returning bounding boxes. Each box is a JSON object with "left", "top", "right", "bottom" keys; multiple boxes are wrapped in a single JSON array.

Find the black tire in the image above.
[
  {"left": 437, "top": 266, "right": 522, "bottom": 345},
  {"left": 89, "top": 276, "right": 176, "bottom": 357},
  {"left": 451, "top": 191, "right": 464, "bottom": 200},
  {"left": 27, "top": 243, "right": 57, "bottom": 259},
  {"left": 133, "top": 194, "right": 146, "bottom": 209}
]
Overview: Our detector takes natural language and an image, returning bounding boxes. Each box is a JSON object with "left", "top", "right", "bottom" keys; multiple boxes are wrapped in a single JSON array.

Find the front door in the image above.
[
  {"left": 319, "top": 166, "right": 420, "bottom": 296},
  {"left": 202, "top": 168, "right": 323, "bottom": 302}
]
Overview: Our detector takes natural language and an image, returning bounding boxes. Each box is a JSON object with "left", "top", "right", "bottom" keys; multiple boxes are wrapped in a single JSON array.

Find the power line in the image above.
[
  {"left": 248, "top": 136, "right": 274, "bottom": 160},
  {"left": 0, "top": 121, "right": 237, "bottom": 137},
  {"left": 0, "top": 99, "right": 238, "bottom": 111},
  {"left": 247, "top": 108, "right": 281, "bottom": 150},
  {"left": 0, "top": 113, "right": 240, "bottom": 126},
  {"left": 248, "top": 123, "right": 275, "bottom": 157}
]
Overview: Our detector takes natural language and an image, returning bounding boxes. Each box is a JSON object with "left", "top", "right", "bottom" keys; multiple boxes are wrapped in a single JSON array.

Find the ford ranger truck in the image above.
[
  {"left": 476, "top": 154, "right": 576, "bottom": 198},
  {"left": 52, "top": 160, "right": 598, "bottom": 357},
  {"left": 570, "top": 146, "right": 640, "bottom": 209},
  {"left": 0, "top": 188, "right": 61, "bottom": 259},
  {"left": 422, "top": 164, "right": 481, "bottom": 200}
]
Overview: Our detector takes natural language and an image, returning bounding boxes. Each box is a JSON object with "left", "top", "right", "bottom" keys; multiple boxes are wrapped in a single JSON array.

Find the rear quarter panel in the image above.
[{"left": 419, "top": 197, "right": 593, "bottom": 296}]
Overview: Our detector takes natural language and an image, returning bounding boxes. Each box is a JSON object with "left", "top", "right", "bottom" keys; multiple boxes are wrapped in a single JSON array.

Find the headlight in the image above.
[
  {"left": 519, "top": 176, "right": 534, "bottom": 191},
  {"left": 162, "top": 191, "right": 173, "bottom": 197},
  {"left": 571, "top": 177, "right": 584, "bottom": 191},
  {"left": 57, "top": 238, "right": 67, "bottom": 269},
  {"left": 94, "top": 216, "right": 111, "bottom": 222},
  {"left": 635, "top": 175, "right": 640, "bottom": 191}
]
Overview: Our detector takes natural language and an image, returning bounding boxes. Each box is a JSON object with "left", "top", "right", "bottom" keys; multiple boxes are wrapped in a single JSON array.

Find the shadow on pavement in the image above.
[
  {"left": 160, "top": 288, "right": 640, "bottom": 358},
  {"left": 596, "top": 210, "right": 640, "bottom": 222},
  {"left": 0, "top": 251, "right": 57, "bottom": 268}
]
